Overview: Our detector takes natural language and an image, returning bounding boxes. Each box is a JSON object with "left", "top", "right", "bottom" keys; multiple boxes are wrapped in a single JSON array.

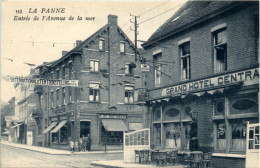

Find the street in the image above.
[{"left": 0, "top": 144, "right": 123, "bottom": 168}]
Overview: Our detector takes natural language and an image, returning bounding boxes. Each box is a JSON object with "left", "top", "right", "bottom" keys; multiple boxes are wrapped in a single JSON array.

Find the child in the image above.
[
  {"left": 70, "top": 139, "right": 74, "bottom": 153},
  {"left": 74, "top": 139, "right": 79, "bottom": 152},
  {"left": 79, "top": 138, "right": 83, "bottom": 152}
]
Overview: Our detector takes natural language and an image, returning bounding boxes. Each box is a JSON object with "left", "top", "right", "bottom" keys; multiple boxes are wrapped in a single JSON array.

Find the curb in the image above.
[{"left": 90, "top": 162, "right": 122, "bottom": 168}]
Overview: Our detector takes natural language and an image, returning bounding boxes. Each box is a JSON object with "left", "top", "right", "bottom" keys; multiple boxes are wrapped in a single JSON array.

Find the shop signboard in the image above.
[
  {"left": 162, "top": 68, "right": 259, "bottom": 96},
  {"left": 141, "top": 64, "right": 150, "bottom": 72},
  {"left": 99, "top": 114, "right": 127, "bottom": 120}
]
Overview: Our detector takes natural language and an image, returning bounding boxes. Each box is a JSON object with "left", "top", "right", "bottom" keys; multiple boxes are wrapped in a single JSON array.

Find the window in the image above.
[
  {"left": 99, "top": 39, "right": 104, "bottom": 51},
  {"left": 56, "top": 69, "right": 60, "bottom": 79},
  {"left": 45, "top": 93, "right": 48, "bottom": 109},
  {"left": 180, "top": 42, "right": 191, "bottom": 80},
  {"left": 56, "top": 89, "right": 59, "bottom": 106},
  {"left": 89, "top": 83, "right": 99, "bottom": 102},
  {"left": 69, "top": 87, "right": 72, "bottom": 103},
  {"left": 125, "top": 62, "right": 134, "bottom": 74},
  {"left": 38, "top": 124, "right": 42, "bottom": 135},
  {"left": 62, "top": 87, "right": 65, "bottom": 105},
  {"left": 213, "top": 29, "right": 227, "bottom": 73},
  {"left": 68, "top": 63, "right": 72, "bottom": 80},
  {"left": 90, "top": 60, "right": 99, "bottom": 72},
  {"left": 51, "top": 72, "right": 54, "bottom": 79},
  {"left": 125, "top": 85, "right": 134, "bottom": 103},
  {"left": 51, "top": 91, "right": 54, "bottom": 107},
  {"left": 61, "top": 66, "right": 65, "bottom": 78},
  {"left": 154, "top": 53, "right": 162, "bottom": 86},
  {"left": 120, "top": 41, "right": 125, "bottom": 53}
]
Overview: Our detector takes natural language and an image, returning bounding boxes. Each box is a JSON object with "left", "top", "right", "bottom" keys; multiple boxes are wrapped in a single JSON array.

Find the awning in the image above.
[
  {"left": 50, "top": 120, "right": 67, "bottom": 133},
  {"left": 11, "top": 123, "right": 23, "bottom": 128},
  {"left": 1, "top": 131, "right": 9, "bottom": 135},
  {"left": 101, "top": 119, "right": 128, "bottom": 132},
  {"left": 43, "top": 121, "right": 58, "bottom": 134}
]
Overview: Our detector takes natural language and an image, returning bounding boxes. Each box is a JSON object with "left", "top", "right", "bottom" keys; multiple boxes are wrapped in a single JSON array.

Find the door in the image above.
[{"left": 246, "top": 123, "right": 259, "bottom": 168}]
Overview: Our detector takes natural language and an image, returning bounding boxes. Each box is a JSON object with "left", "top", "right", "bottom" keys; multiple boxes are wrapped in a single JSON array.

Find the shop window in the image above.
[
  {"left": 60, "top": 125, "right": 68, "bottom": 144},
  {"left": 62, "top": 87, "right": 65, "bottom": 105},
  {"left": 99, "top": 39, "right": 105, "bottom": 51},
  {"left": 213, "top": 29, "right": 227, "bottom": 73},
  {"left": 249, "top": 126, "right": 260, "bottom": 150},
  {"left": 89, "top": 83, "right": 99, "bottom": 102},
  {"left": 230, "top": 94, "right": 258, "bottom": 115},
  {"left": 52, "top": 132, "right": 58, "bottom": 143},
  {"left": 165, "top": 123, "right": 181, "bottom": 148},
  {"left": 164, "top": 108, "right": 180, "bottom": 121},
  {"left": 216, "top": 121, "right": 226, "bottom": 150},
  {"left": 125, "top": 85, "right": 134, "bottom": 103},
  {"left": 120, "top": 41, "right": 125, "bottom": 53},
  {"left": 90, "top": 60, "right": 99, "bottom": 72},
  {"left": 180, "top": 42, "right": 191, "bottom": 80},
  {"left": 184, "top": 106, "right": 192, "bottom": 119},
  {"left": 154, "top": 53, "right": 162, "bottom": 86},
  {"left": 153, "top": 107, "right": 161, "bottom": 121},
  {"left": 101, "top": 126, "right": 123, "bottom": 144},
  {"left": 214, "top": 99, "right": 225, "bottom": 116}
]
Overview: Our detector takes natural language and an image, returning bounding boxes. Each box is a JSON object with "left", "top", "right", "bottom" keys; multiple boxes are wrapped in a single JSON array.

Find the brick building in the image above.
[
  {"left": 33, "top": 15, "right": 145, "bottom": 150},
  {"left": 142, "top": 1, "right": 259, "bottom": 168}
]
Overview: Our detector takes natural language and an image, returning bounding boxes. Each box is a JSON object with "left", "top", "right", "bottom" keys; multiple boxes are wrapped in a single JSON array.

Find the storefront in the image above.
[{"left": 148, "top": 67, "right": 259, "bottom": 154}]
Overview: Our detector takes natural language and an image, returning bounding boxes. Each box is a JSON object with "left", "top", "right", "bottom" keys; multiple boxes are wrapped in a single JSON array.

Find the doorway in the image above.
[{"left": 80, "top": 121, "right": 90, "bottom": 137}]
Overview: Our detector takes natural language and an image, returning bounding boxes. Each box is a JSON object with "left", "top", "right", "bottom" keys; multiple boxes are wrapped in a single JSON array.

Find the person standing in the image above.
[
  {"left": 82, "top": 135, "right": 87, "bottom": 152},
  {"left": 70, "top": 139, "right": 74, "bottom": 153},
  {"left": 87, "top": 134, "right": 91, "bottom": 151},
  {"left": 79, "top": 137, "right": 83, "bottom": 152},
  {"left": 74, "top": 139, "right": 79, "bottom": 152}
]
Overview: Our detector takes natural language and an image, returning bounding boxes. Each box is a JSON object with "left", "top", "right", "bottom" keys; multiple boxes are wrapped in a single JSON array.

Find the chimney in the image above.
[
  {"left": 76, "top": 40, "right": 82, "bottom": 47},
  {"left": 108, "top": 15, "right": 118, "bottom": 25},
  {"left": 62, "top": 51, "right": 68, "bottom": 57}
]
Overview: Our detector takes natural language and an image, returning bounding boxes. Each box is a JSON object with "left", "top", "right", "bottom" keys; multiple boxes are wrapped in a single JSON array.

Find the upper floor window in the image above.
[
  {"left": 99, "top": 39, "right": 105, "bottom": 51},
  {"left": 61, "top": 65, "right": 66, "bottom": 78},
  {"left": 51, "top": 91, "right": 54, "bottom": 107},
  {"left": 56, "top": 69, "right": 60, "bottom": 79},
  {"left": 154, "top": 53, "right": 162, "bottom": 86},
  {"left": 90, "top": 60, "right": 99, "bottom": 72},
  {"left": 56, "top": 89, "right": 59, "bottom": 106},
  {"left": 69, "top": 87, "right": 72, "bottom": 103},
  {"left": 125, "top": 62, "right": 134, "bottom": 75},
  {"left": 62, "top": 87, "right": 65, "bottom": 105},
  {"left": 45, "top": 93, "right": 48, "bottom": 109},
  {"left": 51, "top": 71, "right": 54, "bottom": 79},
  {"left": 125, "top": 85, "right": 134, "bottom": 103},
  {"left": 89, "top": 83, "right": 99, "bottom": 102},
  {"left": 213, "top": 29, "right": 227, "bottom": 73},
  {"left": 120, "top": 41, "right": 125, "bottom": 53},
  {"left": 180, "top": 42, "right": 191, "bottom": 80},
  {"left": 68, "top": 63, "right": 72, "bottom": 80}
]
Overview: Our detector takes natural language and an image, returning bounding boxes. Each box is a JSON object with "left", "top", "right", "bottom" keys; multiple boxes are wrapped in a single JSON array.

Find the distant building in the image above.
[
  {"left": 142, "top": 1, "right": 259, "bottom": 168},
  {"left": 33, "top": 15, "right": 146, "bottom": 150}
]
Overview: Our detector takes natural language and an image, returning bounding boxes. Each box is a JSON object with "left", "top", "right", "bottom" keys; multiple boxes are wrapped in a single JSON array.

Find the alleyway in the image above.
[{"left": 0, "top": 144, "right": 122, "bottom": 168}]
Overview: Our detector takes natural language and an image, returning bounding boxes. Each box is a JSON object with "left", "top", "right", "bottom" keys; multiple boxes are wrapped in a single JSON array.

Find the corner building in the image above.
[
  {"left": 33, "top": 15, "right": 144, "bottom": 150},
  {"left": 142, "top": 1, "right": 259, "bottom": 168}
]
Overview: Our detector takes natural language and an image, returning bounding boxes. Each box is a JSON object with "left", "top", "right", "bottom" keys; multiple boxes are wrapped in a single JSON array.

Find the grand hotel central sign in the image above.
[{"left": 162, "top": 68, "right": 259, "bottom": 96}]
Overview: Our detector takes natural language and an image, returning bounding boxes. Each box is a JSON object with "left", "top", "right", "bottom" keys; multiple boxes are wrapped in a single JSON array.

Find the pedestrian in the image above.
[
  {"left": 83, "top": 135, "right": 87, "bottom": 152},
  {"left": 79, "top": 137, "right": 83, "bottom": 152},
  {"left": 74, "top": 139, "right": 79, "bottom": 152},
  {"left": 70, "top": 139, "right": 74, "bottom": 153},
  {"left": 87, "top": 134, "right": 91, "bottom": 151}
]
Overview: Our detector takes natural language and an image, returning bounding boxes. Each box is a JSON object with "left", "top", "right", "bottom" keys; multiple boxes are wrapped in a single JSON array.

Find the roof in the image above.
[{"left": 143, "top": 1, "right": 256, "bottom": 47}]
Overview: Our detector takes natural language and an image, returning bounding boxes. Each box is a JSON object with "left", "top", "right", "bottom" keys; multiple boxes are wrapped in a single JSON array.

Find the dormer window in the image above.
[
  {"left": 120, "top": 41, "right": 125, "bottom": 53},
  {"left": 99, "top": 38, "right": 105, "bottom": 51}
]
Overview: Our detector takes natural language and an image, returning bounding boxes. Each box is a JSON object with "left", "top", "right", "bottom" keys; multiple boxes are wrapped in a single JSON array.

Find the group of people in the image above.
[{"left": 70, "top": 134, "right": 91, "bottom": 153}]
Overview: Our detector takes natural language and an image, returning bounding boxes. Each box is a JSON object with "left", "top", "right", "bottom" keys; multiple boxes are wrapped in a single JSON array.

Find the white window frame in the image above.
[
  {"left": 180, "top": 42, "right": 191, "bottom": 80},
  {"left": 153, "top": 53, "right": 162, "bottom": 86},
  {"left": 99, "top": 38, "right": 105, "bottom": 51},
  {"left": 125, "top": 62, "right": 133, "bottom": 74},
  {"left": 51, "top": 91, "right": 54, "bottom": 107},
  {"left": 120, "top": 41, "right": 125, "bottom": 53},
  {"left": 125, "top": 85, "right": 134, "bottom": 103},
  {"left": 89, "top": 83, "right": 100, "bottom": 102},
  {"left": 62, "top": 87, "right": 65, "bottom": 105},
  {"left": 56, "top": 89, "right": 59, "bottom": 106},
  {"left": 90, "top": 59, "right": 99, "bottom": 72}
]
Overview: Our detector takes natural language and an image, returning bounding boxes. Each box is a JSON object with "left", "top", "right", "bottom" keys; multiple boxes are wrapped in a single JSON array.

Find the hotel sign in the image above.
[
  {"left": 162, "top": 68, "right": 259, "bottom": 96},
  {"left": 4, "top": 75, "right": 78, "bottom": 87}
]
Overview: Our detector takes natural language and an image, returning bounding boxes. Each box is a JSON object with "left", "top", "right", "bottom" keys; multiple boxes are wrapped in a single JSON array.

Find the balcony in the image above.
[{"left": 32, "top": 107, "right": 43, "bottom": 119}]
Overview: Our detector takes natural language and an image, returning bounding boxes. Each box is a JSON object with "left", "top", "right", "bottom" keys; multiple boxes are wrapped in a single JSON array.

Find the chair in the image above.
[
  {"left": 191, "top": 153, "right": 203, "bottom": 168},
  {"left": 134, "top": 150, "right": 141, "bottom": 163},
  {"left": 184, "top": 153, "right": 192, "bottom": 168},
  {"left": 156, "top": 152, "right": 168, "bottom": 166},
  {"left": 166, "top": 150, "right": 178, "bottom": 165},
  {"left": 202, "top": 152, "right": 213, "bottom": 168},
  {"left": 142, "top": 150, "right": 150, "bottom": 164}
]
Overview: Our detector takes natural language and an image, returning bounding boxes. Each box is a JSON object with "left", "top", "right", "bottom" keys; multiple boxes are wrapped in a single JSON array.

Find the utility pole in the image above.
[{"left": 130, "top": 14, "right": 139, "bottom": 62}]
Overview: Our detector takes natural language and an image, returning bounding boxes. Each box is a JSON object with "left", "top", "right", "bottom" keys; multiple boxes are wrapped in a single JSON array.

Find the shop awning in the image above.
[
  {"left": 50, "top": 120, "right": 67, "bottom": 133},
  {"left": 11, "top": 123, "right": 23, "bottom": 128},
  {"left": 1, "top": 131, "right": 9, "bottom": 135},
  {"left": 43, "top": 121, "right": 58, "bottom": 134},
  {"left": 101, "top": 119, "right": 128, "bottom": 132}
]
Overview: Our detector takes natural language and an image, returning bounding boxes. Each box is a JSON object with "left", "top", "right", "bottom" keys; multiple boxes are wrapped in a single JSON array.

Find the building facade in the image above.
[
  {"left": 33, "top": 15, "right": 146, "bottom": 150},
  {"left": 142, "top": 1, "right": 259, "bottom": 168}
]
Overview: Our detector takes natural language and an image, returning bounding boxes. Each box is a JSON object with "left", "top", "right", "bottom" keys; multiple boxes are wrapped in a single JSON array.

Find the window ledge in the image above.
[
  {"left": 89, "top": 101, "right": 101, "bottom": 104},
  {"left": 90, "top": 71, "right": 100, "bottom": 74},
  {"left": 124, "top": 103, "right": 135, "bottom": 105},
  {"left": 125, "top": 74, "right": 134, "bottom": 76},
  {"left": 212, "top": 153, "right": 245, "bottom": 158}
]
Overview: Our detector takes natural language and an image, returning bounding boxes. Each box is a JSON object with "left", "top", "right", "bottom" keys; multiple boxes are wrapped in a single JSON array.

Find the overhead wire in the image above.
[{"left": 139, "top": 0, "right": 170, "bottom": 16}]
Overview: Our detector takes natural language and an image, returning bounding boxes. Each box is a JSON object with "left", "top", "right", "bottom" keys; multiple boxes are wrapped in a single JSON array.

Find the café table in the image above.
[{"left": 187, "top": 151, "right": 203, "bottom": 168}]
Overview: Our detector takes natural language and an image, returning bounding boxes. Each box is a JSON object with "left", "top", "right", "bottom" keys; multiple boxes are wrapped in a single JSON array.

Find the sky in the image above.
[{"left": 1, "top": 0, "right": 187, "bottom": 102}]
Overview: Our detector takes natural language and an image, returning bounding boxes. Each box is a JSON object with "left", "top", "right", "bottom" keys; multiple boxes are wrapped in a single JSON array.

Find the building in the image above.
[
  {"left": 11, "top": 69, "right": 37, "bottom": 145},
  {"left": 33, "top": 15, "right": 146, "bottom": 150},
  {"left": 142, "top": 1, "right": 259, "bottom": 168}
]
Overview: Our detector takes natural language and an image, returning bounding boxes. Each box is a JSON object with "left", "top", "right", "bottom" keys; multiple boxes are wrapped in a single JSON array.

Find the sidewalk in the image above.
[
  {"left": 1, "top": 141, "right": 123, "bottom": 155},
  {"left": 90, "top": 160, "right": 185, "bottom": 168}
]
